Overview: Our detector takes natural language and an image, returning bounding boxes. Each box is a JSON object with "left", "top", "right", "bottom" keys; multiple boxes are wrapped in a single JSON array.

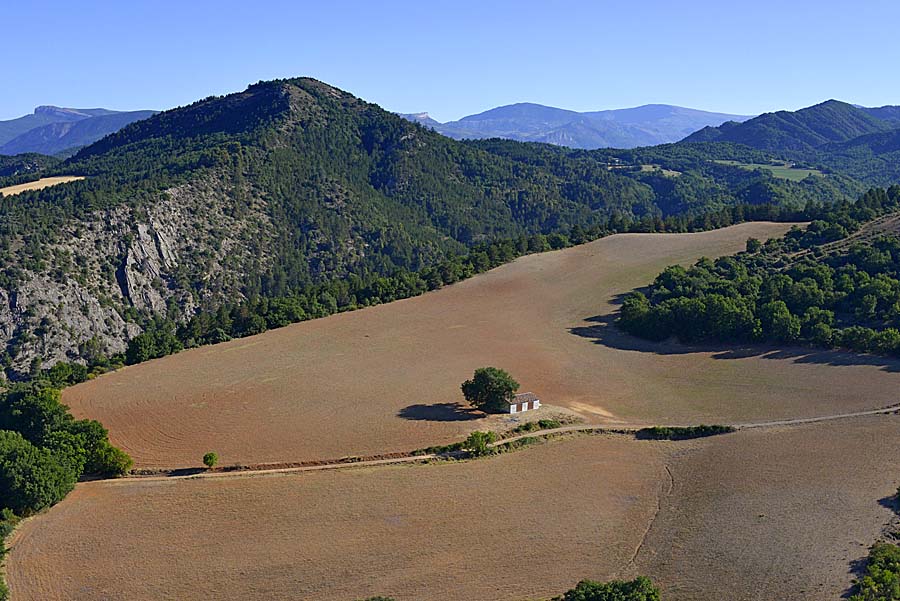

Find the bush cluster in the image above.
[
  {"left": 559, "top": 576, "right": 661, "bottom": 601},
  {"left": 620, "top": 186, "right": 900, "bottom": 357},
  {"left": 510, "top": 419, "right": 563, "bottom": 434},
  {"left": 849, "top": 542, "right": 900, "bottom": 601},
  {"left": 636, "top": 425, "right": 736, "bottom": 441}
]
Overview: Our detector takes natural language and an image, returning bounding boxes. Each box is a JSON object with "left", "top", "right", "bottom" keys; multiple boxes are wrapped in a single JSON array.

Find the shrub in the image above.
[
  {"left": 463, "top": 431, "right": 497, "bottom": 457},
  {"left": 91, "top": 441, "right": 133, "bottom": 476},
  {"left": 203, "top": 451, "right": 219, "bottom": 469},
  {"left": 509, "top": 418, "right": 563, "bottom": 435},
  {"left": 849, "top": 542, "right": 900, "bottom": 601},
  {"left": 636, "top": 424, "right": 735, "bottom": 440},
  {"left": 562, "top": 576, "right": 660, "bottom": 601}
]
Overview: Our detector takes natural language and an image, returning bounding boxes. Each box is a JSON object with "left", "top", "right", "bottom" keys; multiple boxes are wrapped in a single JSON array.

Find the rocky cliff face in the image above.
[{"left": 0, "top": 175, "right": 271, "bottom": 376}]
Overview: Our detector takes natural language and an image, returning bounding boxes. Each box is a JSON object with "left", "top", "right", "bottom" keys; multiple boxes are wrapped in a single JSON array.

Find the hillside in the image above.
[
  {"left": 0, "top": 77, "right": 662, "bottom": 376},
  {"left": 401, "top": 102, "right": 750, "bottom": 148},
  {"left": 3, "top": 79, "right": 885, "bottom": 378},
  {"left": 682, "top": 100, "right": 897, "bottom": 151},
  {"left": 0, "top": 153, "right": 60, "bottom": 180},
  {"left": 817, "top": 128, "right": 900, "bottom": 185},
  {"left": 0, "top": 106, "right": 156, "bottom": 156}
]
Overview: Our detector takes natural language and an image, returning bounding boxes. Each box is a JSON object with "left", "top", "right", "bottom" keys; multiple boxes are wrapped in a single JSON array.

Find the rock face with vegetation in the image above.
[{"left": 1, "top": 173, "right": 270, "bottom": 375}]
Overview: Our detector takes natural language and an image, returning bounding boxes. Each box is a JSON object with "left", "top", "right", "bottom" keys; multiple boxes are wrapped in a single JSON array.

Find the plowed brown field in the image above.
[
  {"left": 9, "top": 417, "right": 900, "bottom": 601},
  {"left": 638, "top": 415, "right": 900, "bottom": 601},
  {"left": 62, "top": 222, "right": 900, "bottom": 469},
  {"left": 7, "top": 436, "right": 669, "bottom": 601}
]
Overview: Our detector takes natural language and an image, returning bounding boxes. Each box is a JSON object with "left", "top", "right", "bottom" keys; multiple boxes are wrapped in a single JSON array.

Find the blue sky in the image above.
[{"left": 4, "top": 0, "right": 900, "bottom": 121}]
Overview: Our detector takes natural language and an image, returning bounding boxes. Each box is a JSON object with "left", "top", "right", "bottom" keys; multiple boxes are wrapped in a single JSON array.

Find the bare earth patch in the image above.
[
  {"left": 7, "top": 436, "right": 668, "bottom": 601},
  {"left": 62, "top": 221, "right": 900, "bottom": 469},
  {"left": 0, "top": 176, "right": 84, "bottom": 196},
  {"left": 637, "top": 415, "right": 900, "bottom": 600}
]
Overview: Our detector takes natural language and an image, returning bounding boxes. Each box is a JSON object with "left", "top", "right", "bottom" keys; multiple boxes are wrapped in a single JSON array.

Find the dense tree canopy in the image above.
[
  {"left": 619, "top": 186, "right": 900, "bottom": 358},
  {"left": 461, "top": 367, "right": 520, "bottom": 413},
  {"left": 561, "top": 577, "right": 661, "bottom": 601}
]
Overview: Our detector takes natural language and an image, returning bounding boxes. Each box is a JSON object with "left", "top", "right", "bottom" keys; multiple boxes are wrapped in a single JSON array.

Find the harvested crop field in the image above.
[
  {"left": 10, "top": 416, "right": 900, "bottom": 601},
  {"left": 64, "top": 221, "right": 900, "bottom": 469},
  {"left": 0, "top": 176, "right": 84, "bottom": 196},
  {"left": 6, "top": 435, "right": 669, "bottom": 601},
  {"left": 638, "top": 414, "right": 900, "bottom": 600}
]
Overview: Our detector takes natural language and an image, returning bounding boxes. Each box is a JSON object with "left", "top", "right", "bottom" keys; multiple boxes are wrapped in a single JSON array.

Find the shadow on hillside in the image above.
[
  {"left": 570, "top": 294, "right": 900, "bottom": 374},
  {"left": 398, "top": 403, "right": 483, "bottom": 422}
]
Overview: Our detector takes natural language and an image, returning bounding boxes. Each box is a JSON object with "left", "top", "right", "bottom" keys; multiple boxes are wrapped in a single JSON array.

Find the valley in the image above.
[
  {"left": 7, "top": 219, "right": 900, "bottom": 601},
  {"left": 57, "top": 221, "right": 847, "bottom": 470}
]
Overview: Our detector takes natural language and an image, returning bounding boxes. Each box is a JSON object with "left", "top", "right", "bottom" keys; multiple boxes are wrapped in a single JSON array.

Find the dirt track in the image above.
[
  {"left": 64, "top": 221, "right": 900, "bottom": 469},
  {"left": 9, "top": 414, "right": 900, "bottom": 601},
  {"left": 108, "top": 401, "right": 900, "bottom": 482},
  {"left": 7, "top": 436, "right": 669, "bottom": 601}
]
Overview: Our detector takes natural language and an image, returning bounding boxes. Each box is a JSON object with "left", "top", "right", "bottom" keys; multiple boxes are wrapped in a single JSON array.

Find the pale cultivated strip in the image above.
[{"left": 0, "top": 176, "right": 84, "bottom": 196}]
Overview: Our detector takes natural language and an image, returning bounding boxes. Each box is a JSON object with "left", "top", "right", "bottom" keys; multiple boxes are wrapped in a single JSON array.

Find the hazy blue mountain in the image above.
[
  {"left": 682, "top": 100, "right": 898, "bottom": 151},
  {"left": 0, "top": 106, "right": 156, "bottom": 156},
  {"left": 0, "top": 110, "right": 157, "bottom": 156},
  {"left": 0, "top": 106, "right": 92, "bottom": 146},
  {"left": 399, "top": 102, "right": 751, "bottom": 149}
]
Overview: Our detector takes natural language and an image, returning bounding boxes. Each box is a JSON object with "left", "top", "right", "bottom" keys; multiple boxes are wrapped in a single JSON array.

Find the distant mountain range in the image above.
[
  {"left": 399, "top": 103, "right": 752, "bottom": 149},
  {"left": 682, "top": 100, "right": 900, "bottom": 151},
  {"left": 0, "top": 106, "right": 156, "bottom": 156}
]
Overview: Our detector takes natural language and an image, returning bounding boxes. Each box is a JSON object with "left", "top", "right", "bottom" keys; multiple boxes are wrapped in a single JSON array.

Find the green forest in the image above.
[{"left": 619, "top": 186, "right": 900, "bottom": 357}]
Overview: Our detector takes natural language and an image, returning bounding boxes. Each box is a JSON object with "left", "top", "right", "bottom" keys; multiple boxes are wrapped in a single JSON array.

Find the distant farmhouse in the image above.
[{"left": 508, "top": 392, "right": 541, "bottom": 414}]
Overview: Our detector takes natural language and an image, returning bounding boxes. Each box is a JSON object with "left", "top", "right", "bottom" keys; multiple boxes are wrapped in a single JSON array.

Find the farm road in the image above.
[{"left": 91, "top": 402, "right": 900, "bottom": 485}]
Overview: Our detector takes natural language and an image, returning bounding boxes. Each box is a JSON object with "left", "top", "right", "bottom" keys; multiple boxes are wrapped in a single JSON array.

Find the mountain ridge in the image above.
[
  {"left": 0, "top": 106, "right": 157, "bottom": 156},
  {"left": 400, "top": 102, "right": 752, "bottom": 149},
  {"left": 681, "top": 99, "right": 899, "bottom": 151}
]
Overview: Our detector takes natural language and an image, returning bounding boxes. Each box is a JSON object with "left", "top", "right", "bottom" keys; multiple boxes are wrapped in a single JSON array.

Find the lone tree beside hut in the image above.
[{"left": 461, "top": 367, "right": 519, "bottom": 413}]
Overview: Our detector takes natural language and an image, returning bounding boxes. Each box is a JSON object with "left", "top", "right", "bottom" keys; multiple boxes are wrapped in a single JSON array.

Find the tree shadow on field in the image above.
[
  {"left": 570, "top": 293, "right": 900, "bottom": 374},
  {"left": 398, "top": 403, "right": 484, "bottom": 422},
  {"left": 842, "top": 494, "right": 900, "bottom": 598},
  {"left": 166, "top": 467, "right": 205, "bottom": 477},
  {"left": 877, "top": 494, "right": 900, "bottom": 514}
]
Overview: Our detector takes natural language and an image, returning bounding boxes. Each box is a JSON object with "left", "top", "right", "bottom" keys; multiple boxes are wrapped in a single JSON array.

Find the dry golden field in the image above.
[
  {"left": 63, "top": 221, "right": 900, "bottom": 469},
  {"left": 7, "top": 435, "right": 669, "bottom": 601},
  {"left": 12, "top": 222, "right": 900, "bottom": 600},
  {"left": 9, "top": 417, "right": 900, "bottom": 601},
  {"left": 0, "top": 176, "right": 84, "bottom": 196}
]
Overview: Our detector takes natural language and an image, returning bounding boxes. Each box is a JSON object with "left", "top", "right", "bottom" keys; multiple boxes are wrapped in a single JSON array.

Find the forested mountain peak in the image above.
[
  {"left": 681, "top": 99, "right": 896, "bottom": 151},
  {"left": 0, "top": 76, "right": 658, "bottom": 376}
]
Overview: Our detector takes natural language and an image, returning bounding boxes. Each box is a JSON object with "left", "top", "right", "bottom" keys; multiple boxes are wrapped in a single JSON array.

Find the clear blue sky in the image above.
[{"left": 4, "top": 0, "right": 900, "bottom": 122}]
